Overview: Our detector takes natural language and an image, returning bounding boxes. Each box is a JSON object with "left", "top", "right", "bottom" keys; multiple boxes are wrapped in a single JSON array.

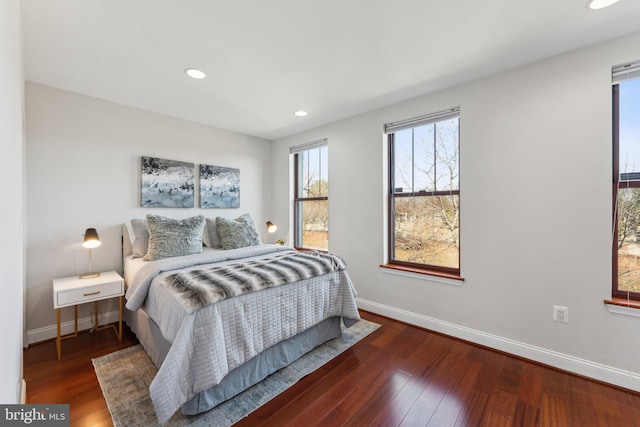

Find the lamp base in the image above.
[{"left": 79, "top": 272, "right": 100, "bottom": 279}]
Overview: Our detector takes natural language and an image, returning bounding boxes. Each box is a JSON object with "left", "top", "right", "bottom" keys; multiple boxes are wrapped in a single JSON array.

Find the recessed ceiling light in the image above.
[
  {"left": 586, "top": 0, "right": 620, "bottom": 10},
  {"left": 185, "top": 68, "right": 206, "bottom": 79},
  {"left": 294, "top": 110, "right": 308, "bottom": 117}
]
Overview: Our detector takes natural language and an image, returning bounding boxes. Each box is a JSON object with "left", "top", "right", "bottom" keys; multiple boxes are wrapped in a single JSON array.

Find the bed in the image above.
[{"left": 121, "top": 215, "right": 361, "bottom": 424}]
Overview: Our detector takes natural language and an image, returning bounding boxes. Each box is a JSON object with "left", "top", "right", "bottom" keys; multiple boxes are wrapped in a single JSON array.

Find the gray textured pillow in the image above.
[
  {"left": 143, "top": 215, "right": 205, "bottom": 261},
  {"left": 130, "top": 218, "right": 149, "bottom": 258},
  {"left": 205, "top": 217, "right": 222, "bottom": 248},
  {"left": 216, "top": 214, "right": 261, "bottom": 250}
]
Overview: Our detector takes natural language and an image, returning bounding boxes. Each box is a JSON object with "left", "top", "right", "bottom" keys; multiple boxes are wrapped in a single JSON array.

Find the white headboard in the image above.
[{"left": 122, "top": 223, "right": 134, "bottom": 258}]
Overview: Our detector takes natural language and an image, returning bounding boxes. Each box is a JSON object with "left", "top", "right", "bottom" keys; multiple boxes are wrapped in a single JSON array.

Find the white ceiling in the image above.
[{"left": 21, "top": 0, "right": 640, "bottom": 140}]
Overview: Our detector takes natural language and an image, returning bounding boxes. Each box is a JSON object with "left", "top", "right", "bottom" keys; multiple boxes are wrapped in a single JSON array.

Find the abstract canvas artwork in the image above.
[
  {"left": 200, "top": 164, "right": 240, "bottom": 208},
  {"left": 141, "top": 156, "right": 194, "bottom": 208}
]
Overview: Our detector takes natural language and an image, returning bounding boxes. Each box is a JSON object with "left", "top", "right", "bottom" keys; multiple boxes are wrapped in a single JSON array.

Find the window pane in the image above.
[
  {"left": 393, "top": 129, "right": 414, "bottom": 193},
  {"left": 414, "top": 124, "right": 435, "bottom": 192},
  {"left": 393, "top": 194, "right": 459, "bottom": 269},
  {"left": 298, "top": 151, "right": 309, "bottom": 198},
  {"left": 435, "top": 118, "right": 460, "bottom": 191},
  {"left": 300, "top": 200, "right": 328, "bottom": 251},
  {"left": 619, "top": 79, "right": 640, "bottom": 180},
  {"left": 307, "top": 148, "right": 320, "bottom": 196},
  {"left": 617, "top": 187, "right": 640, "bottom": 293},
  {"left": 319, "top": 145, "right": 328, "bottom": 197},
  {"left": 299, "top": 147, "right": 328, "bottom": 198}
]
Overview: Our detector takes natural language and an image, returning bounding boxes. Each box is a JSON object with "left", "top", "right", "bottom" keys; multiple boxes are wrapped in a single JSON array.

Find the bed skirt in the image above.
[{"left": 124, "top": 306, "right": 342, "bottom": 416}]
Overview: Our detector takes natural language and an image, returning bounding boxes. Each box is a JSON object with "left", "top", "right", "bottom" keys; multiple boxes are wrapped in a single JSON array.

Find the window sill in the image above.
[
  {"left": 604, "top": 298, "right": 640, "bottom": 318},
  {"left": 294, "top": 247, "right": 328, "bottom": 253},
  {"left": 380, "top": 264, "right": 464, "bottom": 287}
]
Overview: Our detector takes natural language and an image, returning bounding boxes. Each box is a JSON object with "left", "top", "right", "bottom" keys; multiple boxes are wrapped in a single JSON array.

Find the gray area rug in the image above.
[{"left": 93, "top": 319, "right": 379, "bottom": 426}]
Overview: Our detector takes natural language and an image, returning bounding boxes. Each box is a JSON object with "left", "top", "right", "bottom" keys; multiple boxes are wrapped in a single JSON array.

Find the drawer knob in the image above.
[{"left": 83, "top": 291, "right": 101, "bottom": 297}]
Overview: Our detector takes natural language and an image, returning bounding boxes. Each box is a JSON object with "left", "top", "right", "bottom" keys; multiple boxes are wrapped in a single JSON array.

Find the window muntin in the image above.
[
  {"left": 388, "top": 114, "right": 460, "bottom": 274},
  {"left": 294, "top": 144, "right": 328, "bottom": 251},
  {"left": 614, "top": 76, "right": 640, "bottom": 300}
]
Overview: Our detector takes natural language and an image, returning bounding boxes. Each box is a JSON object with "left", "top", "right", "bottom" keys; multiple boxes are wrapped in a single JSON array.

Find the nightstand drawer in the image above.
[{"left": 56, "top": 279, "right": 123, "bottom": 307}]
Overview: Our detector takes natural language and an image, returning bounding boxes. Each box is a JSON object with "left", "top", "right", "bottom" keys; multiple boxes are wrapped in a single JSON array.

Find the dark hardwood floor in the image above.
[
  {"left": 24, "top": 310, "right": 640, "bottom": 426},
  {"left": 24, "top": 324, "right": 138, "bottom": 427}
]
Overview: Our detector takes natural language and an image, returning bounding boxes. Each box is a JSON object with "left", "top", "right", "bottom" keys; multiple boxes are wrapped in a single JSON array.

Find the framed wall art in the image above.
[
  {"left": 200, "top": 164, "right": 240, "bottom": 208},
  {"left": 141, "top": 156, "right": 194, "bottom": 208}
]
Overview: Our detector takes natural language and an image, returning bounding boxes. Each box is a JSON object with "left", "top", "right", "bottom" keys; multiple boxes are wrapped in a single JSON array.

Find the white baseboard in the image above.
[
  {"left": 357, "top": 298, "right": 640, "bottom": 393},
  {"left": 26, "top": 310, "right": 121, "bottom": 346}
]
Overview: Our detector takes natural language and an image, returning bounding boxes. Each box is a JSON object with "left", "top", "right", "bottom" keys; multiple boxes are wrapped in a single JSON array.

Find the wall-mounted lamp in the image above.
[
  {"left": 265, "top": 221, "right": 278, "bottom": 244},
  {"left": 80, "top": 228, "right": 101, "bottom": 279}
]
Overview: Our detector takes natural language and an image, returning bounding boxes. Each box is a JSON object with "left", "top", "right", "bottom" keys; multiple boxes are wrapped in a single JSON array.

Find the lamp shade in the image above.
[
  {"left": 83, "top": 228, "right": 101, "bottom": 248},
  {"left": 266, "top": 221, "right": 278, "bottom": 233}
]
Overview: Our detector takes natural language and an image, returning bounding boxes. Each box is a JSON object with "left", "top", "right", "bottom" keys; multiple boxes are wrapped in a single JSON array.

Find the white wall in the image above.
[
  {"left": 272, "top": 31, "right": 640, "bottom": 390},
  {"left": 0, "top": 0, "right": 25, "bottom": 403},
  {"left": 25, "top": 83, "right": 272, "bottom": 340}
]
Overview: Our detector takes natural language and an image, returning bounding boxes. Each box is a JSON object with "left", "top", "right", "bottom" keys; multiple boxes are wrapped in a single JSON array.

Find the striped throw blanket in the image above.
[{"left": 164, "top": 251, "right": 347, "bottom": 313}]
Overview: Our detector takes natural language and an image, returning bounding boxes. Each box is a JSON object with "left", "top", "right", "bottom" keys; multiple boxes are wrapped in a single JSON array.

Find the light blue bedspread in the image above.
[{"left": 124, "top": 245, "right": 360, "bottom": 424}]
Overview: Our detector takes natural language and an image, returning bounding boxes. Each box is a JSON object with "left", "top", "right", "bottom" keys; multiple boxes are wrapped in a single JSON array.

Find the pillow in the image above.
[
  {"left": 204, "top": 217, "right": 222, "bottom": 248},
  {"left": 130, "top": 218, "right": 149, "bottom": 258},
  {"left": 201, "top": 224, "right": 212, "bottom": 248},
  {"left": 143, "top": 215, "right": 205, "bottom": 261},
  {"left": 216, "top": 214, "right": 261, "bottom": 250}
]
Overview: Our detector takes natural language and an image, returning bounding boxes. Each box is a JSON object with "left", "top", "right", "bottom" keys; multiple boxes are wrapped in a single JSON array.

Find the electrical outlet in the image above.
[{"left": 553, "top": 305, "right": 569, "bottom": 323}]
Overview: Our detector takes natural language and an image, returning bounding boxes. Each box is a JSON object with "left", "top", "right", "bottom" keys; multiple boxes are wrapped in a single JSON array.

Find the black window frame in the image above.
[
  {"left": 386, "top": 112, "right": 461, "bottom": 276},
  {"left": 612, "top": 82, "right": 640, "bottom": 301},
  {"left": 293, "top": 144, "right": 328, "bottom": 251}
]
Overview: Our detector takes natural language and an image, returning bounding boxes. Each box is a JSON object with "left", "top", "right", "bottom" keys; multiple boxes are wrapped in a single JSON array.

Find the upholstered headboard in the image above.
[{"left": 122, "top": 223, "right": 134, "bottom": 258}]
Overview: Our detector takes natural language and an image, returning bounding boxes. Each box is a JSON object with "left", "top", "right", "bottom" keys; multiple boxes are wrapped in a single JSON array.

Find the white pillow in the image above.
[
  {"left": 204, "top": 217, "right": 222, "bottom": 248},
  {"left": 130, "top": 218, "right": 149, "bottom": 258}
]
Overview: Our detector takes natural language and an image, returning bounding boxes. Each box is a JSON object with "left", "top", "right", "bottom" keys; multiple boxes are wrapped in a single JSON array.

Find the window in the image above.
[
  {"left": 613, "top": 62, "right": 640, "bottom": 300},
  {"left": 292, "top": 140, "right": 328, "bottom": 251},
  {"left": 386, "top": 108, "right": 460, "bottom": 275}
]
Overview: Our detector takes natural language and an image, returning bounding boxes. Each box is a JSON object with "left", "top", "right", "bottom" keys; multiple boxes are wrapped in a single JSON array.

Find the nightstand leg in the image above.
[
  {"left": 56, "top": 308, "right": 61, "bottom": 361},
  {"left": 118, "top": 296, "right": 122, "bottom": 342},
  {"left": 94, "top": 301, "right": 99, "bottom": 329},
  {"left": 74, "top": 305, "right": 78, "bottom": 334}
]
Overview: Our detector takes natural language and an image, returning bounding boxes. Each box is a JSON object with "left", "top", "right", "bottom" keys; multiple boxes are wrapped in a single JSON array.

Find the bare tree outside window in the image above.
[{"left": 617, "top": 188, "right": 640, "bottom": 293}]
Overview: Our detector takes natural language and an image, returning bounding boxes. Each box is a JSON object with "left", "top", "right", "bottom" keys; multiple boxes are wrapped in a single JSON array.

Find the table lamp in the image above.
[{"left": 80, "top": 228, "right": 101, "bottom": 279}]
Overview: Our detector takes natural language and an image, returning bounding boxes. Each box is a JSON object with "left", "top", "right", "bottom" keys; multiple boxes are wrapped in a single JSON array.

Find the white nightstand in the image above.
[{"left": 52, "top": 270, "right": 124, "bottom": 360}]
